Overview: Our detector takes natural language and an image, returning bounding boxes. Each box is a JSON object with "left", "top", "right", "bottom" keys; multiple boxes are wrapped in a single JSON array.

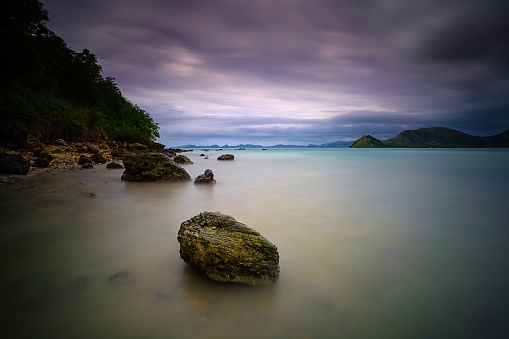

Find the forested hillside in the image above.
[
  {"left": 350, "top": 127, "right": 509, "bottom": 148},
  {"left": 0, "top": 0, "right": 159, "bottom": 144}
]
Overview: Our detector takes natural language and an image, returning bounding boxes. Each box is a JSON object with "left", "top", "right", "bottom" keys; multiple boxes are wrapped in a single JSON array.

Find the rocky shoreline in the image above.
[{"left": 0, "top": 138, "right": 182, "bottom": 189}]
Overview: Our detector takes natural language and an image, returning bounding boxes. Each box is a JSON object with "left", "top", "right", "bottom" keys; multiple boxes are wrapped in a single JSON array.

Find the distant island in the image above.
[
  {"left": 176, "top": 140, "right": 352, "bottom": 149},
  {"left": 350, "top": 127, "right": 509, "bottom": 148},
  {"left": 177, "top": 127, "right": 509, "bottom": 149}
]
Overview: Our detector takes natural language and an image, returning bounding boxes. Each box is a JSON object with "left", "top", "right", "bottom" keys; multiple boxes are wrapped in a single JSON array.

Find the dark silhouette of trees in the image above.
[{"left": 1, "top": 0, "right": 160, "bottom": 143}]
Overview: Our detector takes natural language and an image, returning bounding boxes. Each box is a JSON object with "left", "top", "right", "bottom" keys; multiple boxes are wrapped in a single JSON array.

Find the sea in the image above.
[{"left": 1, "top": 148, "right": 508, "bottom": 339}]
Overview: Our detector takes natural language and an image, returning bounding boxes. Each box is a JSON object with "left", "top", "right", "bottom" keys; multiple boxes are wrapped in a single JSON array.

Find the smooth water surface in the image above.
[{"left": 1, "top": 148, "right": 509, "bottom": 338}]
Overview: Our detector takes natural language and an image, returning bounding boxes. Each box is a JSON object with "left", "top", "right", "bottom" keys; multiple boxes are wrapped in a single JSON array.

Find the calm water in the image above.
[{"left": 1, "top": 149, "right": 508, "bottom": 339}]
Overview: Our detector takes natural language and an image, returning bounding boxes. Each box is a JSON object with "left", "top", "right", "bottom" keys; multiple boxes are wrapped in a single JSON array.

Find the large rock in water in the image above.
[
  {"left": 177, "top": 212, "right": 279, "bottom": 285},
  {"left": 121, "top": 153, "right": 191, "bottom": 181}
]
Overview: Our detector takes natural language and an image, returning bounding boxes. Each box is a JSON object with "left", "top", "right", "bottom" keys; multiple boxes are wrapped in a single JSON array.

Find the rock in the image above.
[
  {"left": 81, "top": 163, "right": 94, "bottom": 169},
  {"left": 128, "top": 143, "right": 148, "bottom": 151},
  {"left": 78, "top": 155, "right": 93, "bottom": 165},
  {"left": 177, "top": 212, "right": 280, "bottom": 285},
  {"left": 55, "top": 139, "right": 67, "bottom": 146},
  {"left": 33, "top": 150, "right": 53, "bottom": 168},
  {"left": 121, "top": 153, "right": 191, "bottom": 182},
  {"left": 106, "top": 161, "right": 124, "bottom": 169},
  {"left": 108, "top": 271, "right": 133, "bottom": 285},
  {"left": 217, "top": 154, "right": 234, "bottom": 160},
  {"left": 199, "top": 154, "right": 205, "bottom": 157},
  {"left": 111, "top": 148, "right": 124, "bottom": 158},
  {"left": 92, "top": 153, "right": 107, "bottom": 164},
  {"left": 87, "top": 144, "right": 100, "bottom": 155},
  {"left": 0, "top": 154, "right": 30, "bottom": 175},
  {"left": 174, "top": 154, "right": 193, "bottom": 164},
  {"left": 194, "top": 169, "right": 216, "bottom": 184}
]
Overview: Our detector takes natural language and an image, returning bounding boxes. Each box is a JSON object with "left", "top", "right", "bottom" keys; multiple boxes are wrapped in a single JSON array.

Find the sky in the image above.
[{"left": 42, "top": 0, "right": 509, "bottom": 146}]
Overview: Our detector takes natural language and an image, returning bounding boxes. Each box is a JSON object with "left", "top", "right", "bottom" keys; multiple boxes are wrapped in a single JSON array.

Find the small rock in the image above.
[
  {"left": 128, "top": 143, "right": 148, "bottom": 151},
  {"left": 194, "top": 169, "right": 216, "bottom": 184},
  {"left": 106, "top": 161, "right": 124, "bottom": 169},
  {"left": 92, "top": 153, "right": 107, "bottom": 164},
  {"left": 78, "top": 155, "right": 93, "bottom": 165},
  {"left": 55, "top": 139, "right": 67, "bottom": 146},
  {"left": 108, "top": 272, "right": 133, "bottom": 285},
  {"left": 81, "top": 163, "right": 94, "bottom": 169},
  {"left": 217, "top": 154, "right": 234, "bottom": 160},
  {"left": 174, "top": 154, "right": 193, "bottom": 164},
  {"left": 33, "top": 150, "right": 53, "bottom": 168}
]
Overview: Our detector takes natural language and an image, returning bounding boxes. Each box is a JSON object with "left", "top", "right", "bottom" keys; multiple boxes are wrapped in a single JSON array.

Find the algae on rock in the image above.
[{"left": 177, "top": 212, "right": 279, "bottom": 285}]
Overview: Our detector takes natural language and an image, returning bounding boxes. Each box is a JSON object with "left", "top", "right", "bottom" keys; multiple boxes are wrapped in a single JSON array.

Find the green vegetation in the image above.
[
  {"left": 349, "top": 135, "right": 387, "bottom": 148},
  {"left": 350, "top": 127, "right": 509, "bottom": 148},
  {"left": 0, "top": 0, "right": 159, "bottom": 144}
]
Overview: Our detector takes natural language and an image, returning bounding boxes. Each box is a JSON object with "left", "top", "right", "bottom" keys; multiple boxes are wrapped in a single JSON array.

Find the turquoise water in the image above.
[{"left": 1, "top": 148, "right": 508, "bottom": 338}]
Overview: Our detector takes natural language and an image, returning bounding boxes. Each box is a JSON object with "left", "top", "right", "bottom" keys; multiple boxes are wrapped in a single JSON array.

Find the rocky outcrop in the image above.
[
  {"left": 174, "top": 154, "right": 193, "bottom": 164},
  {"left": 177, "top": 212, "right": 279, "bottom": 285},
  {"left": 217, "top": 154, "right": 234, "bottom": 160},
  {"left": 121, "top": 153, "right": 191, "bottom": 181},
  {"left": 0, "top": 154, "right": 30, "bottom": 175},
  {"left": 194, "top": 169, "right": 216, "bottom": 184}
]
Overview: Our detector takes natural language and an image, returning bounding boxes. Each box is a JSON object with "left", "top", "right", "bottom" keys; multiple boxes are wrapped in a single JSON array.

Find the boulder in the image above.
[
  {"left": 174, "top": 154, "right": 193, "bottom": 164},
  {"left": 0, "top": 154, "right": 30, "bottom": 175},
  {"left": 82, "top": 163, "right": 94, "bottom": 169},
  {"left": 194, "top": 169, "right": 216, "bottom": 184},
  {"left": 217, "top": 154, "right": 234, "bottom": 160},
  {"left": 121, "top": 153, "right": 191, "bottom": 182},
  {"left": 177, "top": 212, "right": 279, "bottom": 285}
]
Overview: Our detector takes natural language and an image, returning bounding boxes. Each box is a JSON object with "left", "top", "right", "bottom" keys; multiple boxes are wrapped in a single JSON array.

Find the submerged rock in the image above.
[
  {"left": 194, "top": 169, "right": 216, "bottom": 184},
  {"left": 217, "top": 154, "right": 234, "bottom": 160},
  {"left": 177, "top": 212, "right": 279, "bottom": 285},
  {"left": 121, "top": 153, "right": 191, "bottom": 182}
]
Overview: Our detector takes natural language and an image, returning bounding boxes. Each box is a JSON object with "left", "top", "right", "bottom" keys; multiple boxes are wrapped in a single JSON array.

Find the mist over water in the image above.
[{"left": 1, "top": 149, "right": 509, "bottom": 338}]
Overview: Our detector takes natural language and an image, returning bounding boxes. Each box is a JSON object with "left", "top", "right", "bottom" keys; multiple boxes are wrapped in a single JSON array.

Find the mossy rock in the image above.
[
  {"left": 177, "top": 212, "right": 279, "bottom": 285},
  {"left": 121, "top": 153, "right": 191, "bottom": 181}
]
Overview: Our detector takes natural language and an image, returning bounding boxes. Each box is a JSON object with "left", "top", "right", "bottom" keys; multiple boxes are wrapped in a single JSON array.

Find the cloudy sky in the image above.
[{"left": 42, "top": 0, "right": 509, "bottom": 146}]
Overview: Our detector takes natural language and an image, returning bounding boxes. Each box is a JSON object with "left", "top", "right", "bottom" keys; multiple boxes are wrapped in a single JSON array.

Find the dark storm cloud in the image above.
[{"left": 41, "top": 0, "right": 509, "bottom": 145}]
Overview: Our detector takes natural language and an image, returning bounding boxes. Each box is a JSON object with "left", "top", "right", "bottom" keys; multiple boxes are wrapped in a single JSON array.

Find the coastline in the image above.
[{"left": 0, "top": 140, "right": 158, "bottom": 191}]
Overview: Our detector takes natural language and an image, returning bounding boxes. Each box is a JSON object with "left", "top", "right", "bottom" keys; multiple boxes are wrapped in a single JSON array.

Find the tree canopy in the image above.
[{"left": 0, "top": 0, "right": 160, "bottom": 143}]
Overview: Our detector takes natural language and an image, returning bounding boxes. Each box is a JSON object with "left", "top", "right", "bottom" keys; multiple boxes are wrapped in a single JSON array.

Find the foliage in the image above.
[{"left": 0, "top": 0, "right": 159, "bottom": 143}]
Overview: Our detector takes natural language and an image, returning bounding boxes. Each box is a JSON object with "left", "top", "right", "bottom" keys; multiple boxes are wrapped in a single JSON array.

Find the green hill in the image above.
[
  {"left": 349, "top": 135, "right": 386, "bottom": 148},
  {"left": 0, "top": 0, "right": 159, "bottom": 145},
  {"left": 350, "top": 127, "right": 509, "bottom": 148}
]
